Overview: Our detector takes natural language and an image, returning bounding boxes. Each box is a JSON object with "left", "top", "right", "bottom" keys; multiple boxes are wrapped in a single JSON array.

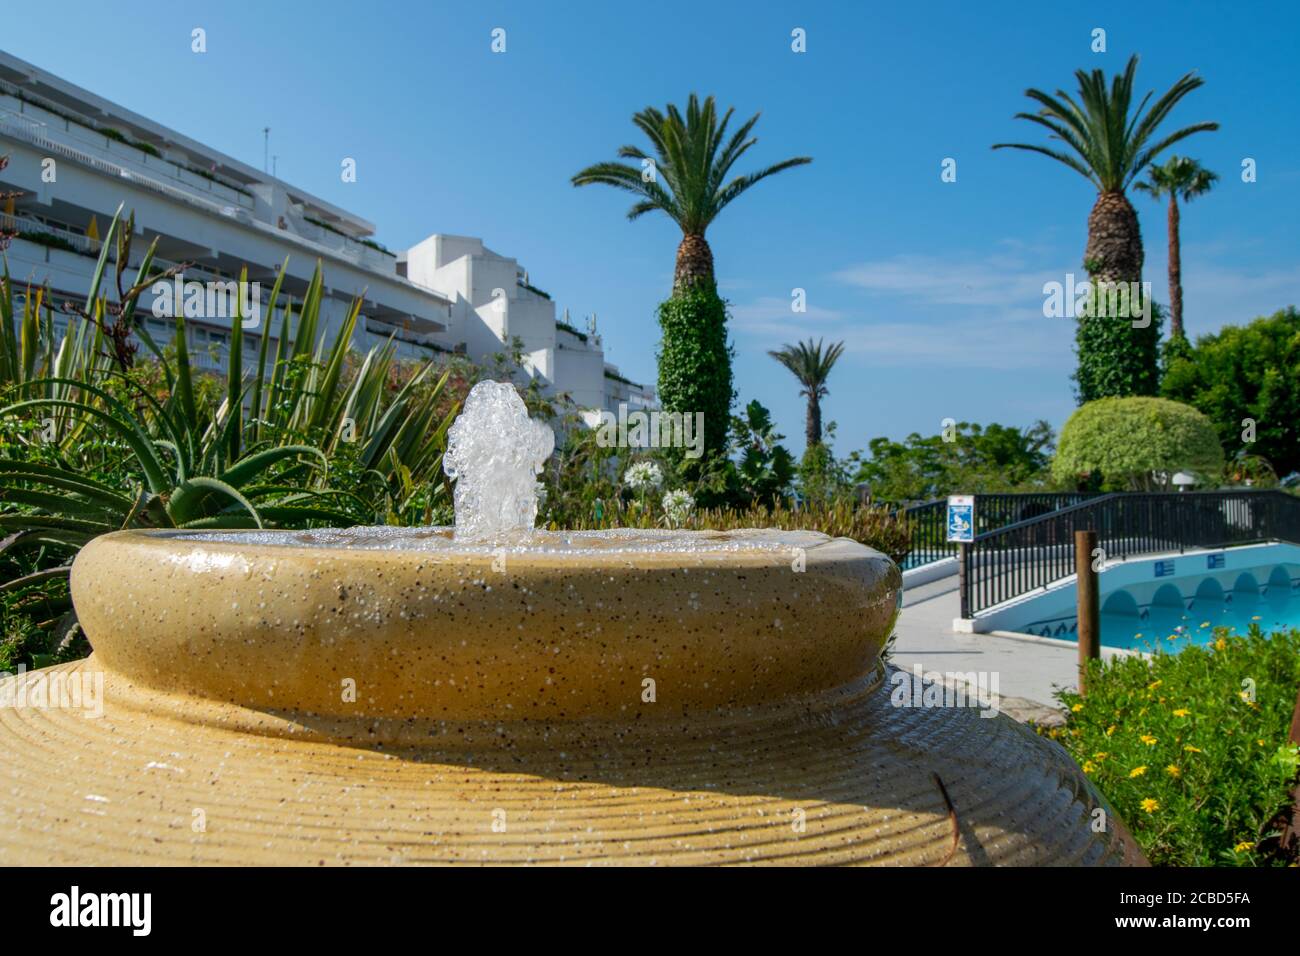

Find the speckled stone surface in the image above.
[{"left": 0, "top": 528, "right": 1145, "bottom": 865}]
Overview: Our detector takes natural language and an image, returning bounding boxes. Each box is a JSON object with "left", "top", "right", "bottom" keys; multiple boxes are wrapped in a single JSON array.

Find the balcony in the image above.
[
  {"left": 0, "top": 84, "right": 256, "bottom": 210},
  {"left": 363, "top": 317, "right": 449, "bottom": 352}
]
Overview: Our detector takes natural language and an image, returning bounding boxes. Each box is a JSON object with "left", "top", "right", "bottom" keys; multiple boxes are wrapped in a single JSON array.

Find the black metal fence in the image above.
[
  {"left": 958, "top": 490, "right": 1300, "bottom": 617},
  {"left": 901, "top": 493, "right": 1101, "bottom": 570}
]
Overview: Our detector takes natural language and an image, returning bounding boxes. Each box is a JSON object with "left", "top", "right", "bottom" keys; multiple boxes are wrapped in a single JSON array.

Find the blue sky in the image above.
[{"left": 7, "top": 1, "right": 1298, "bottom": 455}]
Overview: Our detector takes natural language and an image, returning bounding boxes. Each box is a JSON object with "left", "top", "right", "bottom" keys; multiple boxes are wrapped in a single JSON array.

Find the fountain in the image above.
[{"left": 0, "top": 381, "right": 1143, "bottom": 865}]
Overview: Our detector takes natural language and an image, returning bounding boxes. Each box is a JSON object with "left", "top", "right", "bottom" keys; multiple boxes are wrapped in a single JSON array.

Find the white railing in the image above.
[
  {"left": 3, "top": 213, "right": 249, "bottom": 292},
  {"left": 0, "top": 110, "right": 255, "bottom": 221},
  {"left": 1, "top": 108, "right": 450, "bottom": 308},
  {"left": 0, "top": 87, "right": 256, "bottom": 208}
]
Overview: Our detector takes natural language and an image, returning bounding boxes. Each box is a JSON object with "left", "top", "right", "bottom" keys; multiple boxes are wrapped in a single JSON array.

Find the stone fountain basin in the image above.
[{"left": 71, "top": 527, "right": 901, "bottom": 723}]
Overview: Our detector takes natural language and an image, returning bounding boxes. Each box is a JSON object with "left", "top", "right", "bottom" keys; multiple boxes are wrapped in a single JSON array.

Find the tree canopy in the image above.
[
  {"left": 850, "top": 421, "right": 1055, "bottom": 501},
  {"left": 1051, "top": 396, "right": 1223, "bottom": 490},
  {"left": 1161, "top": 306, "right": 1300, "bottom": 479}
]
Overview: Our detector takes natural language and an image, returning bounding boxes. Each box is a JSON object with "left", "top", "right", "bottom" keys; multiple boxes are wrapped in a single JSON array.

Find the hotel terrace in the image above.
[{"left": 0, "top": 50, "right": 652, "bottom": 415}]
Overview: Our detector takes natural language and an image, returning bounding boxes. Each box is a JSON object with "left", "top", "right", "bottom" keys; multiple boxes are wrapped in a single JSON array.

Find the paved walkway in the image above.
[{"left": 890, "top": 572, "right": 1129, "bottom": 719}]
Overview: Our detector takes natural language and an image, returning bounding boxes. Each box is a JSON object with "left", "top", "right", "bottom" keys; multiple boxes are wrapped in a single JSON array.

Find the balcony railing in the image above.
[
  {"left": 0, "top": 85, "right": 255, "bottom": 208},
  {"left": 2, "top": 213, "right": 256, "bottom": 296}
]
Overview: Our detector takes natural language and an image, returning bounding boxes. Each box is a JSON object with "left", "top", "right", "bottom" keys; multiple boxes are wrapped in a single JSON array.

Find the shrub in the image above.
[
  {"left": 1051, "top": 396, "right": 1223, "bottom": 490},
  {"left": 730, "top": 400, "right": 795, "bottom": 506},
  {"left": 1075, "top": 289, "right": 1162, "bottom": 402},
  {"left": 1161, "top": 307, "right": 1300, "bottom": 478},
  {"left": 1051, "top": 627, "right": 1300, "bottom": 866},
  {"left": 849, "top": 420, "right": 1055, "bottom": 501},
  {"left": 552, "top": 500, "right": 912, "bottom": 566},
  {"left": 656, "top": 287, "right": 733, "bottom": 461}
]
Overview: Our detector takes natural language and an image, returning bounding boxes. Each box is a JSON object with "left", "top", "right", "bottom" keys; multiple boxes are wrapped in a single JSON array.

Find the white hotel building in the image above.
[{"left": 0, "top": 50, "right": 653, "bottom": 415}]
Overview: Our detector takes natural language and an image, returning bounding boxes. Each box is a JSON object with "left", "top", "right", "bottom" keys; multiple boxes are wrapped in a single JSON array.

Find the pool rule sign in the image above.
[
  {"left": 950, "top": 496, "right": 974, "bottom": 619},
  {"left": 946, "top": 495, "right": 974, "bottom": 543}
]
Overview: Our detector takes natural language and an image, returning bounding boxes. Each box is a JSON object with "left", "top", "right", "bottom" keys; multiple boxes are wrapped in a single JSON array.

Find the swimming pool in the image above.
[{"left": 976, "top": 542, "right": 1300, "bottom": 652}]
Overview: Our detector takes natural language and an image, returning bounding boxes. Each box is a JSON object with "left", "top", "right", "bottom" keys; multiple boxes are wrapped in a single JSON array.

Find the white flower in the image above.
[
  {"left": 661, "top": 489, "right": 695, "bottom": 525},
  {"left": 624, "top": 460, "right": 663, "bottom": 491}
]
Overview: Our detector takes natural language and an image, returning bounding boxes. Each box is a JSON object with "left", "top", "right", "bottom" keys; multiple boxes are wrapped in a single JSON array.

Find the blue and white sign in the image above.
[
  {"left": 1154, "top": 560, "right": 1176, "bottom": 578},
  {"left": 946, "top": 495, "right": 975, "bottom": 543},
  {"left": 1207, "top": 553, "right": 1225, "bottom": 569}
]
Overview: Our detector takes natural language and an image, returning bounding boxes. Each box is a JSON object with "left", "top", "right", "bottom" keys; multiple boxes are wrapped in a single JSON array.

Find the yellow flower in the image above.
[
  {"left": 1147, "top": 680, "right": 1162, "bottom": 691},
  {"left": 1106, "top": 725, "right": 1116, "bottom": 737},
  {"left": 1140, "top": 798, "right": 1160, "bottom": 813},
  {"left": 1184, "top": 745, "right": 1202, "bottom": 753},
  {"left": 1093, "top": 752, "right": 1109, "bottom": 761},
  {"left": 1239, "top": 690, "right": 1251, "bottom": 701},
  {"left": 1165, "top": 765, "right": 1181, "bottom": 778},
  {"left": 1233, "top": 841, "right": 1255, "bottom": 853},
  {"left": 1172, "top": 708, "right": 1190, "bottom": 717},
  {"left": 1199, "top": 621, "right": 1211, "bottom": 628},
  {"left": 1082, "top": 761, "right": 1097, "bottom": 773},
  {"left": 1139, "top": 734, "right": 1158, "bottom": 746},
  {"left": 1071, "top": 703, "right": 1084, "bottom": 713},
  {"left": 1129, "top": 766, "right": 1148, "bottom": 778},
  {"left": 1257, "top": 739, "right": 1267, "bottom": 747},
  {"left": 1215, "top": 637, "right": 1226, "bottom": 650}
]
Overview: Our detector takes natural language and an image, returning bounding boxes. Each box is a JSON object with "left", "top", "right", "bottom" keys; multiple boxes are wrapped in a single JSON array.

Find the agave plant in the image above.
[{"left": 1, "top": 208, "right": 463, "bottom": 662}]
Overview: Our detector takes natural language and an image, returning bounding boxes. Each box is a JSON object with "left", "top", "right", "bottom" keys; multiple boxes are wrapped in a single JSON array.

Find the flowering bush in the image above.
[
  {"left": 623, "top": 460, "right": 663, "bottom": 491},
  {"left": 660, "top": 489, "right": 695, "bottom": 526},
  {"left": 1049, "top": 626, "right": 1300, "bottom": 866}
]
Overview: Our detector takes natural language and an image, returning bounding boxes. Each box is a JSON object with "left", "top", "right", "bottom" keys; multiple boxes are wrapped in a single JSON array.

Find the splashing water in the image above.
[{"left": 443, "top": 380, "right": 554, "bottom": 540}]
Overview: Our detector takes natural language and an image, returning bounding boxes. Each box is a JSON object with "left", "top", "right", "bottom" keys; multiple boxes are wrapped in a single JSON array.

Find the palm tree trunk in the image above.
[
  {"left": 1167, "top": 195, "right": 1184, "bottom": 340},
  {"left": 1084, "top": 191, "right": 1144, "bottom": 285},
  {"left": 674, "top": 234, "right": 715, "bottom": 294},
  {"left": 805, "top": 393, "right": 821, "bottom": 450},
  {"left": 1076, "top": 189, "right": 1158, "bottom": 402}
]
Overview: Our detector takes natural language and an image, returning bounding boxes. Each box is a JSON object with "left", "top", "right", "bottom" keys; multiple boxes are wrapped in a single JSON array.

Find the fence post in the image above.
[
  {"left": 958, "top": 542, "right": 970, "bottom": 619},
  {"left": 1075, "top": 530, "right": 1100, "bottom": 695}
]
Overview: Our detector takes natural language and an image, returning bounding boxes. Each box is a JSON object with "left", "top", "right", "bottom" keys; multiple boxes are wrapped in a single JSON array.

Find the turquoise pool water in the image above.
[
  {"left": 1008, "top": 548, "right": 1300, "bottom": 652},
  {"left": 1100, "top": 585, "right": 1300, "bottom": 652}
]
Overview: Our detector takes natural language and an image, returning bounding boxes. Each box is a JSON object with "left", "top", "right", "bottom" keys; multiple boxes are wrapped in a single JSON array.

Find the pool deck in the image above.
[{"left": 891, "top": 572, "right": 1135, "bottom": 723}]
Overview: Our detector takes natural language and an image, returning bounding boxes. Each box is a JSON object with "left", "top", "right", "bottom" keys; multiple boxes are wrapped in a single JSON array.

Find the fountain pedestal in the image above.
[{"left": 0, "top": 525, "right": 1145, "bottom": 866}]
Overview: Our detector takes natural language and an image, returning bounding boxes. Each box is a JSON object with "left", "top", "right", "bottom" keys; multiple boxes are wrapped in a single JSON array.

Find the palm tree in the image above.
[
  {"left": 993, "top": 55, "right": 1217, "bottom": 400},
  {"left": 572, "top": 94, "right": 811, "bottom": 293},
  {"left": 993, "top": 55, "right": 1217, "bottom": 287},
  {"left": 1134, "top": 155, "right": 1217, "bottom": 341},
  {"left": 768, "top": 338, "right": 845, "bottom": 450}
]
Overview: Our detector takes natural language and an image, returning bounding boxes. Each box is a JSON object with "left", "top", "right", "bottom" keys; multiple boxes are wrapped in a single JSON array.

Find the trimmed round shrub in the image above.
[{"left": 1052, "top": 396, "right": 1224, "bottom": 490}]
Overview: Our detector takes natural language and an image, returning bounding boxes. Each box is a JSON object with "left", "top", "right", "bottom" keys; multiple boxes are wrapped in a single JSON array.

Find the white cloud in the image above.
[{"left": 728, "top": 246, "right": 1298, "bottom": 371}]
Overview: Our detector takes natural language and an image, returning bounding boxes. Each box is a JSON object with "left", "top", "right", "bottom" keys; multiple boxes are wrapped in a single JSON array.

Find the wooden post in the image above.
[{"left": 1075, "top": 530, "right": 1100, "bottom": 695}]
